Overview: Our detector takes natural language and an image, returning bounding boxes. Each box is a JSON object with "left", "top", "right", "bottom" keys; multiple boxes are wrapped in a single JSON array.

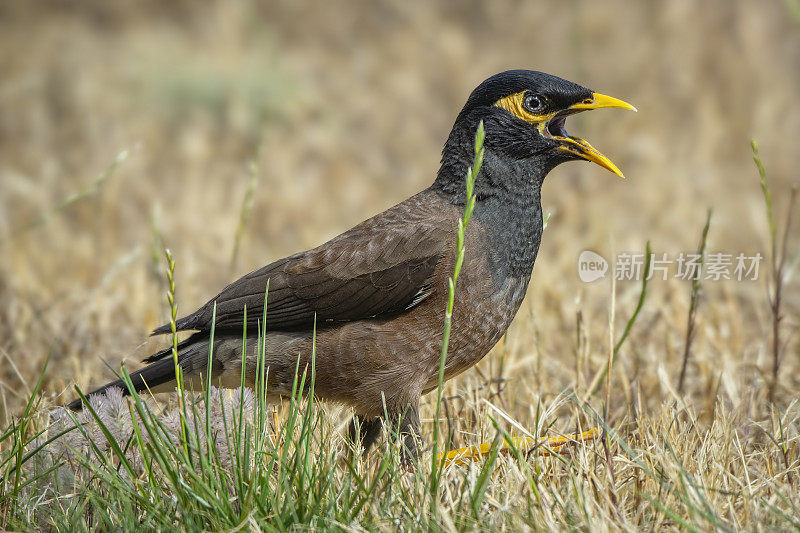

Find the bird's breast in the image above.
[{"left": 420, "top": 266, "right": 531, "bottom": 392}]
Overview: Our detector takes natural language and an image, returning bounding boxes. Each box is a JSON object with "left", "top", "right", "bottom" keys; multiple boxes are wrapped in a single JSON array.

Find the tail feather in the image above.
[
  {"left": 67, "top": 336, "right": 216, "bottom": 410},
  {"left": 66, "top": 331, "right": 304, "bottom": 410},
  {"left": 142, "top": 332, "right": 208, "bottom": 363},
  {"left": 66, "top": 357, "right": 179, "bottom": 410},
  {"left": 151, "top": 313, "right": 201, "bottom": 336}
]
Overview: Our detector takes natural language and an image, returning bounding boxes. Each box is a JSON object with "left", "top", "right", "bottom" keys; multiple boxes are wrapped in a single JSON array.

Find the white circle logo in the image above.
[{"left": 578, "top": 250, "right": 608, "bottom": 282}]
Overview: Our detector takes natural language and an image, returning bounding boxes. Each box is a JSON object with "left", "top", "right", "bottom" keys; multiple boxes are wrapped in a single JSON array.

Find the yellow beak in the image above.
[
  {"left": 568, "top": 92, "right": 637, "bottom": 113},
  {"left": 557, "top": 137, "right": 627, "bottom": 178},
  {"left": 554, "top": 92, "right": 636, "bottom": 178}
]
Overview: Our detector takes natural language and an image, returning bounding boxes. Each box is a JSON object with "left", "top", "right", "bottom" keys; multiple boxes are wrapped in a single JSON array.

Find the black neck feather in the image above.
[{"left": 433, "top": 143, "right": 548, "bottom": 281}]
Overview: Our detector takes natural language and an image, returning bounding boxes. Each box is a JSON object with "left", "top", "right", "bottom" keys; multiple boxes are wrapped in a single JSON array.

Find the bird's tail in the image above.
[
  {"left": 66, "top": 357, "right": 179, "bottom": 410},
  {"left": 66, "top": 334, "right": 214, "bottom": 410}
]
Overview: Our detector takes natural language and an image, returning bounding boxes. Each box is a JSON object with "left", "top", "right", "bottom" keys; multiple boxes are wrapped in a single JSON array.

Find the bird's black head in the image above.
[{"left": 435, "top": 70, "right": 635, "bottom": 199}]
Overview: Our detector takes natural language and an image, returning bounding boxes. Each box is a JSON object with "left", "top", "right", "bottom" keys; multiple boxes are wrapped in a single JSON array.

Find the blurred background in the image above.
[{"left": 1, "top": 1, "right": 799, "bottom": 424}]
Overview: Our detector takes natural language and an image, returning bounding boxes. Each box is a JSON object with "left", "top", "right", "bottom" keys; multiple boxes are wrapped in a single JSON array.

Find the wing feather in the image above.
[{"left": 152, "top": 191, "right": 451, "bottom": 337}]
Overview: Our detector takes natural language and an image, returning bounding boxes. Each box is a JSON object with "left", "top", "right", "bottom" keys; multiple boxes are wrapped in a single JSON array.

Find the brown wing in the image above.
[{"left": 151, "top": 191, "right": 451, "bottom": 337}]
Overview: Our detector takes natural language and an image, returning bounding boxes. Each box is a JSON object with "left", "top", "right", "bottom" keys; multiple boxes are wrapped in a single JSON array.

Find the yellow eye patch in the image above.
[{"left": 494, "top": 91, "right": 558, "bottom": 124}]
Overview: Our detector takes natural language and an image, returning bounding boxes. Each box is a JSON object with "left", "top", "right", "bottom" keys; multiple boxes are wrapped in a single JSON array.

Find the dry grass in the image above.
[{"left": 1, "top": 1, "right": 799, "bottom": 530}]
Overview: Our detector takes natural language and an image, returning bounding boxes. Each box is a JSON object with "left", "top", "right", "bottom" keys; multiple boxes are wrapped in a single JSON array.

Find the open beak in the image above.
[{"left": 542, "top": 92, "right": 636, "bottom": 178}]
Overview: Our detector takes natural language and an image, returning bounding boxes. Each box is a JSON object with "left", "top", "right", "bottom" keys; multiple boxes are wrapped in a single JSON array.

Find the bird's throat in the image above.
[
  {"left": 435, "top": 144, "right": 550, "bottom": 283},
  {"left": 473, "top": 183, "right": 543, "bottom": 283}
]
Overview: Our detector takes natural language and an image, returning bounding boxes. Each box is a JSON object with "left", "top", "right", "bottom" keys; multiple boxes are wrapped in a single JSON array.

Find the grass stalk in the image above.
[
  {"left": 586, "top": 241, "right": 652, "bottom": 398},
  {"left": 230, "top": 159, "right": 259, "bottom": 274},
  {"left": 430, "top": 120, "right": 484, "bottom": 511},
  {"left": 752, "top": 140, "right": 797, "bottom": 402},
  {"left": 678, "top": 210, "right": 712, "bottom": 392},
  {"left": 6, "top": 150, "right": 128, "bottom": 240},
  {"left": 164, "top": 248, "right": 188, "bottom": 454}
]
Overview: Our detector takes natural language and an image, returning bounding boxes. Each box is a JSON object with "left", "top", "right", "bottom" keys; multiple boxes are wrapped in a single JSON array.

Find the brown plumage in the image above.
[{"left": 69, "top": 70, "right": 634, "bottom": 459}]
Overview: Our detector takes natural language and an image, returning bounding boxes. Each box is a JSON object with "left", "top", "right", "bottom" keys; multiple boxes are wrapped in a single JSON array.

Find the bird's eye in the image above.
[{"left": 523, "top": 94, "right": 546, "bottom": 113}]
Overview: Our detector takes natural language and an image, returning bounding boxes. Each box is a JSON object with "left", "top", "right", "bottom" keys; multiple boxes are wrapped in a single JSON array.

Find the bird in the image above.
[{"left": 68, "top": 70, "right": 635, "bottom": 460}]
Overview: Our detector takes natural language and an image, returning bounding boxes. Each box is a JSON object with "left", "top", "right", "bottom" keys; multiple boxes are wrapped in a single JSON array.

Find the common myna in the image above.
[{"left": 69, "top": 70, "right": 635, "bottom": 459}]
